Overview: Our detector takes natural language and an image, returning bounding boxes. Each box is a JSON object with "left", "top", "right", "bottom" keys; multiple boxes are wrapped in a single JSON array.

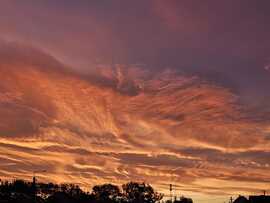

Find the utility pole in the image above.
[
  {"left": 170, "top": 166, "right": 182, "bottom": 202},
  {"left": 170, "top": 184, "right": 173, "bottom": 203}
]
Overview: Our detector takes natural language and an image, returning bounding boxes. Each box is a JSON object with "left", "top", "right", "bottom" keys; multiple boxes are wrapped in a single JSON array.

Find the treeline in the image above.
[{"left": 0, "top": 179, "right": 163, "bottom": 203}]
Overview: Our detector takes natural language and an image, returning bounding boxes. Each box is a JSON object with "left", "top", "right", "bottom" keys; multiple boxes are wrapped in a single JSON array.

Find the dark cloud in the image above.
[
  {"left": 1, "top": 1, "right": 270, "bottom": 108},
  {"left": 172, "top": 147, "right": 270, "bottom": 169},
  {"left": 113, "top": 153, "right": 199, "bottom": 168},
  {"left": 0, "top": 142, "right": 40, "bottom": 154}
]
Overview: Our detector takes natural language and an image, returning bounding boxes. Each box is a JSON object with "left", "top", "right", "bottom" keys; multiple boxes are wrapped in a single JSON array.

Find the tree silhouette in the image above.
[
  {"left": 122, "top": 182, "right": 163, "bottom": 203},
  {"left": 46, "top": 191, "right": 74, "bottom": 203},
  {"left": 179, "top": 196, "right": 193, "bottom": 203},
  {"left": 0, "top": 179, "right": 165, "bottom": 203},
  {"left": 92, "top": 183, "right": 121, "bottom": 203}
]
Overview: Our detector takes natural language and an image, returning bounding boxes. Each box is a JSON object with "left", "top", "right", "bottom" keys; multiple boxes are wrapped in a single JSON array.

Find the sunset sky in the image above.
[{"left": 0, "top": 1, "right": 270, "bottom": 202}]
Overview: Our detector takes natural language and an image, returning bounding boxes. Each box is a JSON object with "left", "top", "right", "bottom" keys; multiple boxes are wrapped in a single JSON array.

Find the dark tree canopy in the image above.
[
  {"left": 122, "top": 182, "right": 163, "bottom": 203},
  {"left": 92, "top": 183, "right": 121, "bottom": 203},
  {"left": 0, "top": 179, "right": 167, "bottom": 203}
]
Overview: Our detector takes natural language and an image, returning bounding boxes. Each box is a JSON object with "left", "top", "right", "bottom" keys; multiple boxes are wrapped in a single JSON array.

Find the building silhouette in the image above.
[
  {"left": 233, "top": 196, "right": 249, "bottom": 203},
  {"left": 233, "top": 195, "right": 270, "bottom": 203},
  {"left": 249, "top": 195, "right": 270, "bottom": 203}
]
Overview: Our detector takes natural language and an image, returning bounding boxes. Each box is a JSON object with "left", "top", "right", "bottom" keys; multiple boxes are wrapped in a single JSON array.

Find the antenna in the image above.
[{"left": 32, "top": 170, "right": 47, "bottom": 185}]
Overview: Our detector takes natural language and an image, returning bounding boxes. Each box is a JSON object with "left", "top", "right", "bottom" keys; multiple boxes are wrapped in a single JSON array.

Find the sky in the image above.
[{"left": 0, "top": 0, "right": 270, "bottom": 202}]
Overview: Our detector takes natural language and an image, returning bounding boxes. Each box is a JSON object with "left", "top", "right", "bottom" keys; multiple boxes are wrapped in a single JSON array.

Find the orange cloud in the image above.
[{"left": 0, "top": 43, "right": 269, "bottom": 202}]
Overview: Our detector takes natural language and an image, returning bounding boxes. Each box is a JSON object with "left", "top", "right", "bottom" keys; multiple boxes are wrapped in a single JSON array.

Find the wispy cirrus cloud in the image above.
[{"left": 0, "top": 42, "right": 269, "bottom": 201}]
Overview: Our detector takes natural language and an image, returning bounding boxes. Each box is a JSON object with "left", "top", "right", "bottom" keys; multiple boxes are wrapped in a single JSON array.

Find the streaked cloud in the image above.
[{"left": 0, "top": 42, "right": 269, "bottom": 202}]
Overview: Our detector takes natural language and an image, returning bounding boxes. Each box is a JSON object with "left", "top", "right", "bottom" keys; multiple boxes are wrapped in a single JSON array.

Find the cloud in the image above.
[
  {"left": 0, "top": 41, "right": 63, "bottom": 137},
  {"left": 113, "top": 153, "right": 199, "bottom": 168},
  {"left": 1, "top": 1, "right": 270, "bottom": 114},
  {"left": 0, "top": 42, "right": 269, "bottom": 197}
]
